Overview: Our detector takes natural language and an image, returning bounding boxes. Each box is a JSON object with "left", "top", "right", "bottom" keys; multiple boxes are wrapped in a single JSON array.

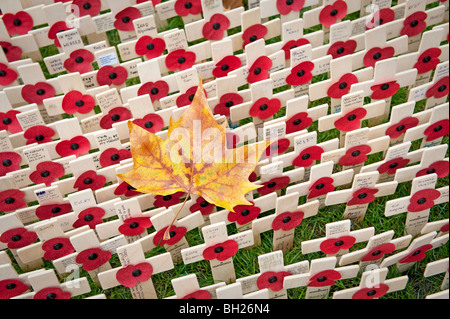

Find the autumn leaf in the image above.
[{"left": 117, "top": 79, "right": 268, "bottom": 217}]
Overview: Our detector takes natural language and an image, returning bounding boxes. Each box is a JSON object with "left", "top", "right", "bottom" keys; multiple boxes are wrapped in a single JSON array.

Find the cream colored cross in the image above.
[
  {"left": 216, "top": 282, "right": 270, "bottom": 299},
  {"left": 165, "top": 273, "right": 226, "bottom": 299},
  {"left": 424, "top": 258, "right": 449, "bottom": 291},
  {"left": 0, "top": 262, "right": 45, "bottom": 299}
]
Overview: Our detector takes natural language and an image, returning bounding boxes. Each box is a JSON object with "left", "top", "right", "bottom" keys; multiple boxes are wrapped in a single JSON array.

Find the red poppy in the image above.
[
  {"left": 24, "top": 125, "right": 55, "bottom": 145},
  {"left": 272, "top": 211, "right": 304, "bottom": 231},
  {"left": 21, "top": 82, "right": 55, "bottom": 105},
  {"left": 135, "top": 36, "right": 166, "bottom": 60},
  {"left": 242, "top": 24, "right": 268, "bottom": 47},
  {"left": 334, "top": 107, "right": 367, "bottom": 132},
  {"left": 424, "top": 119, "right": 449, "bottom": 141},
  {"left": 276, "top": 0, "right": 305, "bottom": 15},
  {"left": 114, "top": 181, "right": 141, "bottom": 197},
  {"left": 1, "top": 11, "right": 34, "bottom": 36},
  {"left": 0, "top": 227, "right": 37, "bottom": 249},
  {"left": 292, "top": 146, "right": 324, "bottom": 167},
  {"left": 165, "top": 49, "right": 196, "bottom": 71},
  {"left": 257, "top": 271, "right": 292, "bottom": 292},
  {"left": 176, "top": 86, "right": 206, "bottom": 108},
  {"left": 174, "top": 0, "right": 202, "bottom": 17},
  {"left": 339, "top": 145, "right": 372, "bottom": 166},
  {"left": 371, "top": 80, "right": 401, "bottom": 100},
  {"left": 385, "top": 117, "right": 419, "bottom": 139},
  {"left": 189, "top": 197, "right": 215, "bottom": 216},
  {"left": 414, "top": 48, "right": 441, "bottom": 74},
  {"left": 319, "top": 0, "right": 347, "bottom": 27},
  {"left": 308, "top": 269, "right": 341, "bottom": 287},
  {"left": 328, "top": 73, "right": 359, "bottom": 99},
  {"left": 73, "top": 170, "right": 106, "bottom": 191},
  {"left": 202, "top": 14, "right": 230, "bottom": 40},
  {"left": 308, "top": 177, "right": 335, "bottom": 199},
  {"left": 152, "top": 225, "right": 187, "bottom": 246},
  {"left": 75, "top": 247, "right": 111, "bottom": 271},
  {"left": 153, "top": 191, "right": 185, "bottom": 208},
  {"left": 36, "top": 203, "right": 72, "bottom": 220},
  {"left": 42, "top": 237, "right": 75, "bottom": 261},
  {"left": 416, "top": 161, "right": 449, "bottom": 178},
  {"left": 327, "top": 40, "right": 357, "bottom": 59},
  {"left": 212, "top": 55, "right": 242, "bottom": 78},
  {"left": 401, "top": 11, "right": 427, "bottom": 37},
  {"left": 366, "top": 8, "right": 395, "bottom": 30},
  {"left": 227, "top": 202, "right": 261, "bottom": 226},
  {"left": 203, "top": 239, "right": 239, "bottom": 261},
  {"left": 96, "top": 65, "right": 128, "bottom": 86},
  {"left": 226, "top": 132, "right": 240, "bottom": 149},
  {"left": 182, "top": 290, "right": 211, "bottom": 299},
  {"left": 377, "top": 157, "right": 410, "bottom": 175},
  {"left": 0, "top": 189, "right": 26, "bottom": 212},
  {"left": 0, "top": 110, "right": 21, "bottom": 133},
  {"left": 100, "top": 106, "right": 132, "bottom": 129},
  {"left": 363, "top": 47, "right": 395, "bottom": 68},
  {"left": 249, "top": 97, "right": 281, "bottom": 120},
  {"left": 62, "top": 90, "right": 96, "bottom": 115},
  {"left": 285, "top": 112, "right": 313, "bottom": 134},
  {"left": 71, "top": 0, "right": 102, "bottom": 17},
  {"left": 114, "top": 7, "right": 141, "bottom": 31},
  {"left": 116, "top": 262, "right": 153, "bottom": 288},
  {"left": 257, "top": 176, "right": 291, "bottom": 196},
  {"left": 29, "top": 161, "right": 65, "bottom": 186},
  {"left": 247, "top": 56, "right": 272, "bottom": 84},
  {"left": 33, "top": 287, "right": 71, "bottom": 299},
  {"left": 0, "top": 152, "right": 22, "bottom": 177},
  {"left": 262, "top": 138, "right": 290, "bottom": 159},
  {"left": 440, "top": 223, "right": 449, "bottom": 233},
  {"left": 72, "top": 207, "right": 105, "bottom": 229},
  {"left": 63, "top": 49, "right": 94, "bottom": 74},
  {"left": 286, "top": 61, "right": 314, "bottom": 86},
  {"left": 407, "top": 188, "right": 441, "bottom": 212},
  {"left": 48, "top": 21, "right": 72, "bottom": 47},
  {"left": 348, "top": 188, "right": 378, "bottom": 206},
  {"left": 320, "top": 236, "right": 356, "bottom": 255},
  {"left": 399, "top": 244, "right": 433, "bottom": 264},
  {"left": 214, "top": 93, "right": 243, "bottom": 117},
  {"left": 55, "top": 136, "right": 91, "bottom": 158},
  {"left": 133, "top": 113, "right": 165, "bottom": 133},
  {"left": 99, "top": 147, "right": 131, "bottom": 168},
  {"left": 249, "top": 171, "right": 257, "bottom": 183},
  {"left": 361, "top": 243, "right": 396, "bottom": 262},
  {"left": 282, "top": 38, "right": 310, "bottom": 60},
  {"left": 352, "top": 284, "right": 390, "bottom": 299},
  {"left": 0, "top": 279, "right": 29, "bottom": 299},
  {"left": 118, "top": 217, "right": 152, "bottom": 237},
  {"left": 0, "top": 63, "right": 18, "bottom": 86},
  {"left": 426, "top": 76, "right": 449, "bottom": 99}
]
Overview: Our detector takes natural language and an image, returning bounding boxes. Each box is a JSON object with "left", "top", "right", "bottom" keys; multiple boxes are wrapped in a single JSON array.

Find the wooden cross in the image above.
[
  {"left": 408, "top": 60, "right": 449, "bottom": 109},
  {"left": 216, "top": 281, "right": 270, "bottom": 299},
  {"left": 317, "top": 91, "right": 386, "bottom": 147},
  {"left": 0, "top": 262, "right": 45, "bottom": 299},
  {"left": 338, "top": 230, "right": 412, "bottom": 269},
  {"left": 403, "top": 101, "right": 449, "bottom": 148},
  {"left": 325, "top": 171, "right": 398, "bottom": 222},
  {"left": 332, "top": 267, "right": 408, "bottom": 299},
  {"left": 285, "top": 160, "right": 354, "bottom": 208},
  {"left": 349, "top": 57, "right": 418, "bottom": 125},
  {"left": 154, "top": 0, "right": 203, "bottom": 25},
  {"left": 380, "top": 230, "right": 449, "bottom": 273},
  {"left": 97, "top": 242, "right": 174, "bottom": 299},
  {"left": 320, "top": 127, "right": 390, "bottom": 175},
  {"left": 385, "top": 173, "right": 449, "bottom": 236},
  {"left": 301, "top": 220, "right": 375, "bottom": 259},
  {"left": 420, "top": 218, "right": 449, "bottom": 238},
  {"left": 425, "top": 289, "right": 449, "bottom": 299},
  {"left": 135, "top": 205, "right": 205, "bottom": 263},
  {"left": 165, "top": 273, "right": 226, "bottom": 299},
  {"left": 424, "top": 258, "right": 449, "bottom": 291},
  {"left": 283, "top": 256, "right": 360, "bottom": 299},
  {"left": 252, "top": 193, "right": 319, "bottom": 252},
  {"left": 236, "top": 250, "right": 310, "bottom": 299},
  {"left": 181, "top": 221, "right": 254, "bottom": 284},
  {"left": 52, "top": 228, "right": 127, "bottom": 283}
]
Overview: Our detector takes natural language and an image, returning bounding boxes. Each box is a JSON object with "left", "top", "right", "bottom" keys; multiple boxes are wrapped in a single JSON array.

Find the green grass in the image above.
[{"left": 2, "top": 0, "right": 449, "bottom": 300}]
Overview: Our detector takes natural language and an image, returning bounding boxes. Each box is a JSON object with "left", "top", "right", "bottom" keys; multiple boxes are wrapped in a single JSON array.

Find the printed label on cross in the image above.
[
  {"left": 97, "top": 241, "right": 174, "bottom": 299},
  {"left": 424, "top": 258, "right": 449, "bottom": 291},
  {"left": 385, "top": 173, "right": 449, "bottom": 236},
  {"left": 165, "top": 273, "right": 226, "bottom": 299}
]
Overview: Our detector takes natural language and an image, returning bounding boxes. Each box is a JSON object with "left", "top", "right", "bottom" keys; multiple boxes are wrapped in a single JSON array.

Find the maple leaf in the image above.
[{"left": 117, "top": 79, "right": 267, "bottom": 236}]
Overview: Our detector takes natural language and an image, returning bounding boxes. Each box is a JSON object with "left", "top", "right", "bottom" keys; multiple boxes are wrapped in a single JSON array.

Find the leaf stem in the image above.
[{"left": 163, "top": 192, "right": 190, "bottom": 241}]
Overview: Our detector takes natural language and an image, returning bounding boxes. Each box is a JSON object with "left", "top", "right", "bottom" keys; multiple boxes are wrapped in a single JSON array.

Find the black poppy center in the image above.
[
  {"left": 282, "top": 216, "right": 291, "bottom": 223},
  {"left": 36, "top": 89, "right": 46, "bottom": 96},
  {"left": 381, "top": 84, "right": 390, "bottom": 90},
  {"left": 83, "top": 178, "right": 93, "bottom": 185},
  {"left": 200, "top": 201, "right": 209, "bottom": 208},
  {"left": 188, "top": 94, "right": 195, "bottom": 101},
  {"left": 422, "top": 56, "right": 431, "bottom": 63},
  {"left": 336, "top": 47, "right": 345, "bottom": 54},
  {"left": 221, "top": 64, "right": 229, "bottom": 71},
  {"left": 84, "top": 214, "right": 94, "bottom": 222},
  {"left": 410, "top": 20, "right": 419, "bottom": 27},
  {"left": 372, "top": 250, "right": 381, "bottom": 256},
  {"left": 373, "top": 52, "right": 382, "bottom": 60},
  {"left": 169, "top": 231, "right": 176, "bottom": 238},
  {"left": 268, "top": 276, "right": 278, "bottom": 283},
  {"left": 316, "top": 183, "right": 325, "bottom": 190},
  {"left": 412, "top": 249, "right": 421, "bottom": 256},
  {"left": 267, "top": 182, "right": 276, "bottom": 188},
  {"left": 40, "top": 170, "right": 50, "bottom": 178},
  {"left": 83, "top": 2, "right": 92, "bottom": 10},
  {"left": 254, "top": 67, "right": 262, "bottom": 75},
  {"left": 13, "top": 19, "right": 22, "bottom": 26},
  {"left": 352, "top": 150, "right": 361, "bottom": 157},
  {"left": 2, "top": 117, "right": 11, "bottom": 125},
  {"left": 0, "top": 70, "right": 6, "bottom": 77},
  {"left": 396, "top": 125, "right": 405, "bottom": 132},
  {"left": 376, "top": 19, "right": 383, "bottom": 26},
  {"left": 389, "top": 162, "right": 398, "bottom": 169},
  {"left": 212, "top": 23, "right": 221, "bottom": 30},
  {"left": 70, "top": 143, "right": 79, "bottom": 150},
  {"left": 297, "top": 70, "right": 305, "bottom": 77},
  {"left": 11, "top": 234, "right": 21, "bottom": 241},
  {"left": 144, "top": 121, "right": 154, "bottom": 128},
  {"left": 129, "top": 222, "right": 139, "bottom": 229},
  {"left": 75, "top": 99, "right": 84, "bottom": 107},
  {"left": 433, "top": 125, "right": 442, "bottom": 132},
  {"left": 5, "top": 197, "right": 15, "bottom": 204},
  {"left": 88, "top": 253, "right": 98, "bottom": 260},
  {"left": 225, "top": 101, "right": 233, "bottom": 107},
  {"left": 367, "top": 290, "right": 377, "bottom": 296},
  {"left": 249, "top": 35, "right": 257, "bottom": 42},
  {"left": 132, "top": 269, "right": 142, "bottom": 277},
  {"left": 75, "top": 56, "right": 84, "bottom": 63},
  {"left": 302, "top": 153, "right": 311, "bottom": 160},
  {"left": 241, "top": 209, "right": 250, "bottom": 216},
  {"left": 109, "top": 72, "right": 117, "bottom": 79},
  {"left": 163, "top": 195, "right": 172, "bottom": 201},
  {"left": 111, "top": 114, "right": 120, "bottom": 121},
  {"left": 2, "top": 159, "right": 12, "bottom": 167},
  {"left": 286, "top": 0, "right": 294, "bottom": 4},
  {"left": 330, "top": 9, "right": 338, "bottom": 16},
  {"left": 53, "top": 243, "right": 63, "bottom": 250},
  {"left": 339, "top": 82, "right": 348, "bottom": 90},
  {"left": 122, "top": 16, "right": 131, "bottom": 24},
  {"left": 184, "top": 2, "right": 192, "bottom": 9},
  {"left": 214, "top": 246, "right": 224, "bottom": 253},
  {"left": 110, "top": 154, "right": 120, "bottom": 161},
  {"left": 150, "top": 88, "right": 159, "bottom": 95},
  {"left": 438, "top": 85, "right": 447, "bottom": 92},
  {"left": 259, "top": 103, "right": 268, "bottom": 111},
  {"left": 347, "top": 114, "right": 356, "bottom": 121},
  {"left": 426, "top": 168, "right": 436, "bottom": 174},
  {"left": 177, "top": 57, "right": 186, "bottom": 64},
  {"left": 358, "top": 193, "right": 367, "bottom": 199},
  {"left": 317, "top": 276, "right": 327, "bottom": 282},
  {"left": 46, "top": 293, "right": 57, "bottom": 299},
  {"left": 127, "top": 185, "right": 136, "bottom": 191},
  {"left": 334, "top": 240, "right": 344, "bottom": 246},
  {"left": 146, "top": 43, "right": 155, "bottom": 50},
  {"left": 293, "top": 119, "right": 302, "bottom": 125},
  {"left": 6, "top": 284, "right": 16, "bottom": 289},
  {"left": 417, "top": 197, "right": 427, "bottom": 205}
]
